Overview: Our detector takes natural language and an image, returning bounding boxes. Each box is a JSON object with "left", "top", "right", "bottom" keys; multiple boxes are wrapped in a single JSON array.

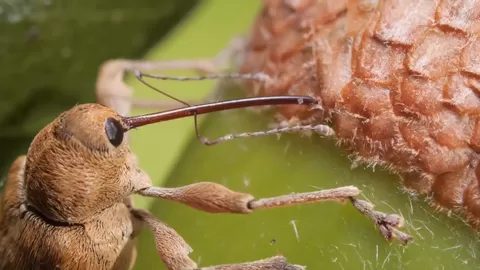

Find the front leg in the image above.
[{"left": 137, "top": 182, "right": 412, "bottom": 245}]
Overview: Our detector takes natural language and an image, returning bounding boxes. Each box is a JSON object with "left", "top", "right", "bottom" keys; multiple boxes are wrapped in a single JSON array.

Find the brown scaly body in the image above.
[{"left": 239, "top": 0, "right": 480, "bottom": 227}]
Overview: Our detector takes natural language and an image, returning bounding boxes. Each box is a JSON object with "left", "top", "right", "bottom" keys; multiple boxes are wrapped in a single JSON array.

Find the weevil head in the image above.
[{"left": 24, "top": 103, "right": 151, "bottom": 224}]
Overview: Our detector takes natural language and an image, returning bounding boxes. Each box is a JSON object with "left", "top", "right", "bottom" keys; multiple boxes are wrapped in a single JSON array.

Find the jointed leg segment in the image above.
[
  {"left": 133, "top": 181, "right": 412, "bottom": 269},
  {"left": 137, "top": 183, "right": 411, "bottom": 244}
]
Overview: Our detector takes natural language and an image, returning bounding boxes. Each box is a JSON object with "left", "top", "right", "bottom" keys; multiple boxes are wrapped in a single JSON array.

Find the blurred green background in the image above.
[{"left": 1, "top": 1, "right": 480, "bottom": 269}]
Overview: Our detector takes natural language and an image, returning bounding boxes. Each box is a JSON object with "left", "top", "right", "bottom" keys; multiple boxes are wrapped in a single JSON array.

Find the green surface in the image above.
[{"left": 127, "top": 2, "right": 480, "bottom": 270}]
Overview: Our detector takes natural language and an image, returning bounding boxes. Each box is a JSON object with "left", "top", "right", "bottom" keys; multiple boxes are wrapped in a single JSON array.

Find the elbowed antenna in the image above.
[{"left": 122, "top": 95, "right": 318, "bottom": 130}]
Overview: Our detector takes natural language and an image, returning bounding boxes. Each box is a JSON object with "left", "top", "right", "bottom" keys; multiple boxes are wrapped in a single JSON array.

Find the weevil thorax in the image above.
[{"left": 23, "top": 103, "right": 151, "bottom": 224}]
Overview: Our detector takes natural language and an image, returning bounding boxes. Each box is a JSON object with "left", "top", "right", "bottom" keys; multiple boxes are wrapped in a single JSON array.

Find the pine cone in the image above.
[{"left": 239, "top": 0, "right": 480, "bottom": 227}]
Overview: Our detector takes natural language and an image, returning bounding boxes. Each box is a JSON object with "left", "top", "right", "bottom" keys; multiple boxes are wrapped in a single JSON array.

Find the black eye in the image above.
[{"left": 105, "top": 117, "right": 124, "bottom": 147}]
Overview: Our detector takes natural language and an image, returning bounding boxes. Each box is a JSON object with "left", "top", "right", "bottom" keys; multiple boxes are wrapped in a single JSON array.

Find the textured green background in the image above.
[{"left": 1, "top": 1, "right": 479, "bottom": 269}]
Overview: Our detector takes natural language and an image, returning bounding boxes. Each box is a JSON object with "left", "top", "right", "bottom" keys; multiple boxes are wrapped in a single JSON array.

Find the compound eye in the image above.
[{"left": 105, "top": 117, "right": 124, "bottom": 147}]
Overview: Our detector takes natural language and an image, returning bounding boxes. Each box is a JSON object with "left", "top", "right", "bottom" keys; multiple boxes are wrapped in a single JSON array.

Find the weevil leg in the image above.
[
  {"left": 131, "top": 208, "right": 303, "bottom": 270},
  {"left": 137, "top": 182, "right": 412, "bottom": 245},
  {"left": 95, "top": 35, "right": 247, "bottom": 117}
]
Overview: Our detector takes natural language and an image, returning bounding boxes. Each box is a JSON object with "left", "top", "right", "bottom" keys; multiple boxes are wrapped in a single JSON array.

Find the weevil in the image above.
[{"left": 0, "top": 52, "right": 411, "bottom": 269}]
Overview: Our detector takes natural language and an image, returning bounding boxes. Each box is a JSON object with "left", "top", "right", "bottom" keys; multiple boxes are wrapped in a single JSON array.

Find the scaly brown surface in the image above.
[{"left": 239, "top": 0, "right": 480, "bottom": 228}]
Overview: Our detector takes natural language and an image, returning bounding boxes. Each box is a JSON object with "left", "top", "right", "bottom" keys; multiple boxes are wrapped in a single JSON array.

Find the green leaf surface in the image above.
[{"left": 130, "top": 2, "right": 480, "bottom": 270}]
